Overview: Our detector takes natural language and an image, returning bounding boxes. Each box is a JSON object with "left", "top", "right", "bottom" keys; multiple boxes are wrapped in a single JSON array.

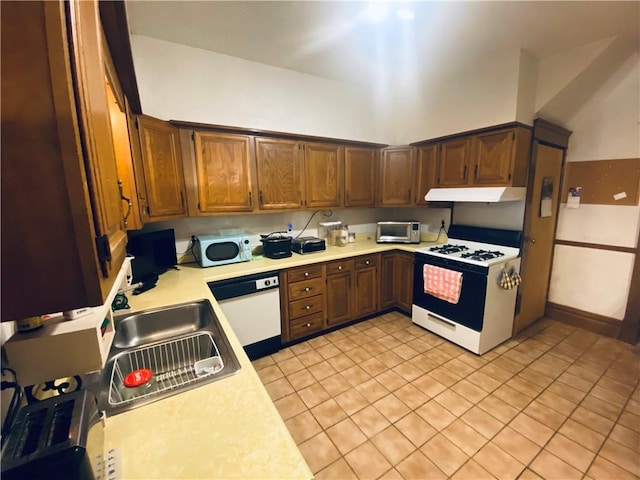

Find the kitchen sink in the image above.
[
  {"left": 112, "top": 300, "right": 213, "bottom": 348},
  {"left": 94, "top": 299, "right": 241, "bottom": 416}
]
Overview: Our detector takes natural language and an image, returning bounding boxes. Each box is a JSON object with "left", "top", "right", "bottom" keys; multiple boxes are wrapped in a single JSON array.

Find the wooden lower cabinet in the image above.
[
  {"left": 354, "top": 255, "right": 378, "bottom": 317},
  {"left": 281, "top": 254, "right": 383, "bottom": 343},
  {"left": 325, "top": 259, "right": 354, "bottom": 326},
  {"left": 395, "top": 251, "right": 415, "bottom": 313},
  {"left": 378, "top": 251, "right": 415, "bottom": 314},
  {"left": 379, "top": 252, "right": 396, "bottom": 309},
  {"left": 281, "top": 264, "right": 326, "bottom": 342}
]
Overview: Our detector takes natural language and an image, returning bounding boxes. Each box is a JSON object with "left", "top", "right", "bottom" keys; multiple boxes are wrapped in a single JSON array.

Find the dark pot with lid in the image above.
[{"left": 260, "top": 232, "right": 292, "bottom": 259}]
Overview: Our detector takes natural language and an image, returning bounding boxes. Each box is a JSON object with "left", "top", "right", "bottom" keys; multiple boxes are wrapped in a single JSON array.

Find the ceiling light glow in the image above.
[
  {"left": 366, "top": 3, "right": 390, "bottom": 23},
  {"left": 396, "top": 8, "right": 415, "bottom": 20}
]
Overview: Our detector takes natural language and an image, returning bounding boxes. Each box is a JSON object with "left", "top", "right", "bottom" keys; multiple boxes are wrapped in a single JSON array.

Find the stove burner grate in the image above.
[
  {"left": 429, "top": 244, "right": 469, "bottom": 255},
  {"left": 460, "top": 250, "right": 505, "bottom": 261}
]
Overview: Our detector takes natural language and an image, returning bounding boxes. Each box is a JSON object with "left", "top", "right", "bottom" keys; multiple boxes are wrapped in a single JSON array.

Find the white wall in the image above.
[
  {"left": 548, "top": 52, "right": 639, "bottom": 321},
  {"left": 395, "top": 47, "right": 523, "bottom": 144},
  {"left": 535, "top": 37, "right": 615, "bottom": 114},
  {"left": 565, "top": 51, "right": 640, "bottom": 162},
  {"left": 453, "top": 201, "right": 526, "bottom": 231},
  {"left": 130, "top": 35, "right": 389, "bottom": 144}
]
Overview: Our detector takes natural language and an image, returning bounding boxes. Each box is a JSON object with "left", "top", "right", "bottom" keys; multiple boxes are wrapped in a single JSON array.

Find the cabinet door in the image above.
[
  {"left": 2, "top": 0, "right": 127, "bottom": 320},
  {"left": 354, "top": 267, "right": 378, "bottom": 318},
  {"left": 415, "top": 144, "right": 439, "bottom": 205},
  {"left": 379, "top": 253, "right": 396, "bottom": 309},
  {"left": 193, "top": 132, "right": 253, "bottom": 212},
  {"left": 326, "top": 272, "right": 353, "bottom": 326},
  {"left": 68, "top": 0, "right": 127, "bottom": 282},
  {"left": 438, "top": 138, "right": 470, "bottom": 186},
  {"left": 304, "top": 142, "right": 343, "bottom": 208},
  {"left": 472, "top": 129, "right": 516, "bottom": 186},
  {"left": 394, "top": 252, "right": 414, "bottom": 313},
  {"left": 255, "top": 138, "right": 302, "bottom": 209},
  {"left": 136, "top": 116, "right": 187, "bottom": 220},
  {"left": 379, "top": 147, "right": 416, "bottom": 206},
  {"left": 345, "top": 147, "right": 377, "bottom": 207}
]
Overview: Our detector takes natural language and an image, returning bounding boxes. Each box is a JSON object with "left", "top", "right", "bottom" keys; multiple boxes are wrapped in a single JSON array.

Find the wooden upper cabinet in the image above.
[
  {"left": 415, "top": 144, "right": 439, "bottom": 205},
  {"left": 472, "top": 129, "right": 516, "bottom": 186},
  {"left": 435, "top": 126, "right": 532, "bottom": 188},
  {"left": 379, "top": 146, "right": 416, "bottom": 206},
  {"left": 136, "top": 115, "right": 187, "bottom": 220},
  {"left": 193, "top": 132, "right": 254, "bottom": 213},
  {"left": 438, "top": 138, "right": 471, "bottom": 186},
  {"left": 255, "top": 138, "right": 302, "bottom": 210},
  {"left": 2, "top": 0, "right": 126, "bottom": 320},
  {"left": 345, "top": 147, "right": 377, "bottom": 207},
  {"left": 68, "top": 0, "right": 127, "bottom": 280},
  {"left": 104, "top": 34, "right": 143, "bottom": 231},
  {"left": 304, "top": 142, "right": 343, "bottom": 208}
]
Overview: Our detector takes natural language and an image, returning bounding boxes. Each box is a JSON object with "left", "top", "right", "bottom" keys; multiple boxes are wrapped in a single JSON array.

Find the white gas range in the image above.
[{"left": 412, "top": 225, "right": 522, "bottom": 355}]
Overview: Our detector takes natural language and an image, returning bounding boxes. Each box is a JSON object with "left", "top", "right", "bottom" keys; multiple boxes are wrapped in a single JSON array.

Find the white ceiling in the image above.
[{"left": 126, "top": 1, "right": 639, "bottom": 87}]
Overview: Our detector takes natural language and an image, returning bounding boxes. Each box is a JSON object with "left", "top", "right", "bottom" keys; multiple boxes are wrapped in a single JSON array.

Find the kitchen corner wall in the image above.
[
  {"left": 547, "top": 51, "right": 640, "bottom": 323},
  {"left": 136, "top": 207, "right": 452, "bottom": 263}
]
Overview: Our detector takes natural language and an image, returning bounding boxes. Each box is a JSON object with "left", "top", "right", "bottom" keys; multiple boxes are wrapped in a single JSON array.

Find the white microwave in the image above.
[
  {"left": 194, "top": 234, "right": 252, "bottom": 267},
  {"left": 376, "top": 221, "right": 420, "bottom": 244}
]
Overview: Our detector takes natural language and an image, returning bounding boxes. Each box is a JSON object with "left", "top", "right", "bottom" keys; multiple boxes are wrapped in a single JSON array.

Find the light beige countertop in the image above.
[{"left": 105, "top": 239, "right": 440, "bottom": 479}]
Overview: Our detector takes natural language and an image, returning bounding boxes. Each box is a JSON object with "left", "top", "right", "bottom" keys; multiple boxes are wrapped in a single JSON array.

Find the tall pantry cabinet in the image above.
[{"left": 1, "top": 0, "right": 128, "bottom": 321}]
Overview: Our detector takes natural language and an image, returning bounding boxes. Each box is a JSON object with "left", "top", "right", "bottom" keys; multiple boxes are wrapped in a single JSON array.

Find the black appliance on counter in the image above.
[
  {"left": 1, "top": 390, "right": 104, "bottom": 480},
  {"left": 127, "top": 228, "right": 177, "bottom": 282},
  {"left": 291, "top": 236, "right": 326, "bottom": 254},
  {"left": 259, "top": 232, "right": 292, "bottom": 259}
]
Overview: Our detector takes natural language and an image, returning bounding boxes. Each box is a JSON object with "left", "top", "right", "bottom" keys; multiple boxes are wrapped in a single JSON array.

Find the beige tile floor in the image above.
[{"left": 252, "top": 312, "right": 640, "bottom": 479}]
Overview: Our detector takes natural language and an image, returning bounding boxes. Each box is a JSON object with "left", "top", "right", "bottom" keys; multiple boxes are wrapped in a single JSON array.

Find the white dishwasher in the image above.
[{"left": 208, "top": 271, "right": 281, "bottom": 360}]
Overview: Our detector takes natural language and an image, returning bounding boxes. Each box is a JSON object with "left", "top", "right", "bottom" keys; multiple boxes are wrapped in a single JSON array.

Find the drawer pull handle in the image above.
[
  {"left": 304, "top": 272, "right": 309, "bottom": 277},
  {"left": 338, "top": 266, "right": 342, "bottom": 270},
  {"left": 305, "top": 305, "right": 311, "bottom": 310},
  {"left": 304, "top": 287, "right": 310, "bottom": 292},
  {"left": 365, "top": 260, "right": 370, "bottom": 265},
  {"left": 305, "top": 323, "right": 312, "bottom": 328}
]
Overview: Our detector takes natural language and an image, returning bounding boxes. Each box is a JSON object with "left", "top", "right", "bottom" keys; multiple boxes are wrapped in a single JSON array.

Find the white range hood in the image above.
[{"left": 424, "top": 187, "right": 526, "bottom": 203}]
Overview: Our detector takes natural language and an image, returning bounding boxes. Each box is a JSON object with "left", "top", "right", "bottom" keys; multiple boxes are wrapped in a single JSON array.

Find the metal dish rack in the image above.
[{"left": 108, "top": 332, "right": 222, "bottom": 405}]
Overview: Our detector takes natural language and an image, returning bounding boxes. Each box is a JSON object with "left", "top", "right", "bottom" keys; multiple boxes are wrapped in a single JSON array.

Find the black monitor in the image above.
[{"left": 127, "top": 229, "right": 178, "bottom": 283}]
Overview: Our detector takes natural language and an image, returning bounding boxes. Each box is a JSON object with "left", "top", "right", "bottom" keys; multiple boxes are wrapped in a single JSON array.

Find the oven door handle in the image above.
[{"left": 428, "top": 312, "right": 458, "bottom": 328}]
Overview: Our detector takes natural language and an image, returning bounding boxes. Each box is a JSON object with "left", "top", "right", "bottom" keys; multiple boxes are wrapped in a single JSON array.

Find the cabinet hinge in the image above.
[
  {"left": 135, "top": 118, "right": 139, "bottom": 129},
  {"left": 508, "top": 173, "right": 512, "bottom": 180},
  {"left": 95, "top": 235, "right": 111, "bottom": 263},
  {"left": 191, "top": 132, "right": 195, "bottom": 141}
]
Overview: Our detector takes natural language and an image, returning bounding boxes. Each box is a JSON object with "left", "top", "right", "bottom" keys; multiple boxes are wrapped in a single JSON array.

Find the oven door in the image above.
[{"left": 413, "top": 252, "right": 488, "bottom": 331}]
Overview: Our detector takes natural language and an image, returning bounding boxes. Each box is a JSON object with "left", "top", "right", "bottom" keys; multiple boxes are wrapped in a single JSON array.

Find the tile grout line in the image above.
[{"left": 257, "top": 315, "right": 639, "bottom": 479}]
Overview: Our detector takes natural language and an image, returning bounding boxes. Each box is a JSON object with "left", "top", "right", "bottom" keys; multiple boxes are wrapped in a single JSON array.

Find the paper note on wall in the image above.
[
  {"left": 567, "top": 187, "right": 581, "bottom": 209},
  {"left": 613, "top": 192, "right": 628, "bottom": 201}
]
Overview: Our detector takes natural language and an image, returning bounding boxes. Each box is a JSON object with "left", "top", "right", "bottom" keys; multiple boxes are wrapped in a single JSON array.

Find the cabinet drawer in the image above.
[
  {"left": 326, "top": 259, "right": 354, "bottom": 276},
  {"left": 288, "top": 278, "right": 325, "bottom": 301},
  {"left": 289, "top": 295, "right": 324, "bottom": 320},
  {"left": 287, "top": 264, "right": 323, "bottom": 283},
  {"left": 355, "top": 255, "right": 377, "bottom": 269},
  {"left": 290, "top": 312, "right": 323, "bottom": 339}
]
